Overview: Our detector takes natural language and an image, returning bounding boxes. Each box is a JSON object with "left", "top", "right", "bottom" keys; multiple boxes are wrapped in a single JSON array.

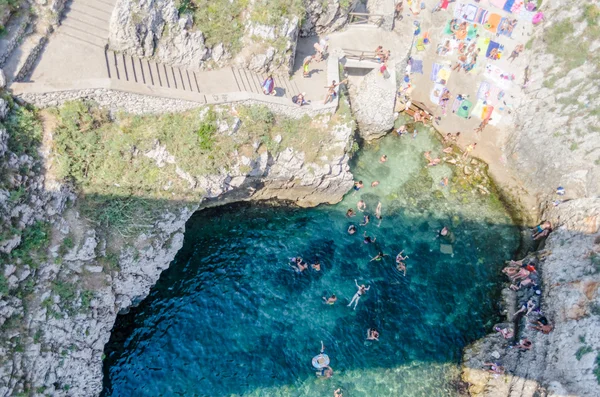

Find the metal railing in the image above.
[
  {"left": 348, "top": 12, "right": 385, "bottom": 27},
  {"left": 341, "top": 48, "right": 380, "bottom": 62}
]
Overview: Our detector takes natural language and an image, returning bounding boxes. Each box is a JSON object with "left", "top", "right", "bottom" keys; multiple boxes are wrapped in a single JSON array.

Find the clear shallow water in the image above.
[{"left": 102, "top": 131, "right": 520, "bottom": 397}]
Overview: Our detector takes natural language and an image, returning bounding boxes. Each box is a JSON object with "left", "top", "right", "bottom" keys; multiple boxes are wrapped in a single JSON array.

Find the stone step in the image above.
[
  {"left": 61, "top": 17, "right": 109, "bottom": 40},
  {"left": 57, "top": 24, "right": 107, "bottom": 48},
  {"left": 0, "top": 11, "right": 32, "bottom": 67},
  {"left": 71, "top": 0, "right": 115, "bottom": 16},
  {"left": 66, "top": 2, "right": 112, "bottom": 24},
  {"left": 64, "top": 7, "right": 112, "bottom": 29}
]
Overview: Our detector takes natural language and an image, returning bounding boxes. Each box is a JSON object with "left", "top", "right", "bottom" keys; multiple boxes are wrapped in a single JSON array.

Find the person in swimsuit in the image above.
[
  {"left": 483, "top": 362, "right": 505, "bottom": 375},
  {"left": 360, "top": 215, "right": 370, "bottom": 226},
  {"left": 375, "top": 202, "right": 383, "bottom": 227},
  {"left": 291, "top": 257, "right": 308, "bottom": 273},
  {"left": 371, "top": 181, "right": 380, "bottom": 187},
  {"left": 348, "top": 224, "right": 357, "bottom": 234},
  {"left": 367, "top": 328, "right": 380, "bottom": 341},
  {"left": 380, "top": 154, "right": 388, "bottom": 163},
  {"left": 370, "top": 251, "right": 388, "bottom": 262},
  {"left": 494, "top": 326, "right": 514, "bottom": 339},
  {"left": 348, "top": 279, "right": 370, "bottom": 310},
  {"left": 507, "top": 44, "right": 523, "bottom": 63},
  {"left": 334, "top": 388, "right": 343, "bottom": 397},
  {"left": 363, "top": 232, "right": 376, "bottom": 244},
  {"left": 357, "top": 200, "right": 366, "bottom": 212},
  {"left": 346, "top": 209, "right": 356, "bottom": 217},
  {"left": 323, "top": 294, "right": 337, "bottom": 304},
  {"left": 513, "top": 338, "right": 533, "bottom": 350},
  {"left": 353, "top": 180, "right": 364, "bottom": 193},
  {"left": 530, "top": 319, "right": 554, "bottom": 334},
  {"left": 396, "top": 261, "right": 407, "bottom": 276},
  {"left": 312, "top": 261, "right": 321, "bottom": 271}
]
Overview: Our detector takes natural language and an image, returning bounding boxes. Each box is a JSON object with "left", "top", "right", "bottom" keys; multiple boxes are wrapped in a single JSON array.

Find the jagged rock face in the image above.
[
  {"left": 300, "top": 0, "right": 351, "bottom": 37},
  {"left": 108, "top": 0, "right": 302, "bottom": 73},
  {"left": 462, "top": 198, "right": 600, "bottom": 397},
  {"left": 507, "top": 4, "right": 600, "bottom": 199},
  {"left": 351, "top": 67, "right": 397, "bottom": 140}
]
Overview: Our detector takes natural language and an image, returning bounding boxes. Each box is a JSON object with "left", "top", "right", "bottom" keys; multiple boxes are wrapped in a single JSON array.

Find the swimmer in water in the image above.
[
  {"left": 290, "top": 257, "right": 308, "bottom": 273},
  {"left": 322, "top": 294, "right": 337, "bottom": 304},
  {"left": 312, "top": 261, "right": 321, "bottom": 271},
  {"left": 360, "top": 215, "right": 370, "bottom": 226},
  {"left": 396, "top": 250, "right": 409, "bottom": 262},
  {"left": 375, "top": 202, "right": 383, "bottom": 226},
  {"left": 347, "top": 224, "right": 357, "bottom": 234},
  {"left": 366, "top": 328, "right": 380, "bottom": 341},
  {"left": 346, "top": 208, "right": 356, "bottom": 217},
  {"left": 357, "top": 200, "right": 366, "bottom": 212},
  {"left": 353, "top": 180, "right": 363, "bottom": 194},
  {"left": 363, "top": 231, "right": 376, "bottom": 244},
  {"left": 334, "top": 389, "right": 343, "bottom": 397},
  {"left": 396, "top": 261, "right": 407, "bottom": 276},
  {"left": 347, "top": 279, "right": 370, "bottom": 310},
  {"left": 370, "top": 251, "right": 388, "bottom": 262},
  {"left": 380, "top": 155, "right": 388, "bottom": 163},
  {"left": 371, "top": 181, "right": 380, "bottom": 187}
]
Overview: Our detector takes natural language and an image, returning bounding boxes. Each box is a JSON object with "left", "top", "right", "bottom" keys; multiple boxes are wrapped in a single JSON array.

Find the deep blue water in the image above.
[{"left": 102, "top": 132, "right": 519, "bottom": 397}]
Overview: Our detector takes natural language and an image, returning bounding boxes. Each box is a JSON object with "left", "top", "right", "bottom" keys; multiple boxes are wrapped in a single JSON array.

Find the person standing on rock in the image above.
[
  {"left": 462, "top": 143, "right": 477, "bottom": 159},
  {"left": 323, "top": 79, "right": 348, "bottom": 104}
]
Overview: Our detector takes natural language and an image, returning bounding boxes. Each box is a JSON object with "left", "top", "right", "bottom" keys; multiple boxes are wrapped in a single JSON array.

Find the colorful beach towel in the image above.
[
  {"left": 477, "top": 36, "right": 490, "bottom": 54},
  {"left": 482, "top": 104, "right": 494, "bottom": 120},
  {"left": 457, "top": 99, "right": 473, "bottom": 118},
  {"left": 484, "top": 63, "right": 514, "bottom": 88},
  {"left": 476, "top": 81, "right": 491, "bottom": 101},
  {"left": 454, "top": 2, "right": 477, "bottom": 22},
  {"left": 486, "top": 40, "right": 501, "bottom": 59},
  {"left": 475, "top": 8, "right": 489, "bottom": 24},
  {"left": 430, "top": 63, "right": 443, "bottom": 81},
  {"left": 484, "top": 13, "right": 502, "bottom": 32},
  {"left": 430, "top": 83, "right": 446, "bottom": 105},
  {"left": 497, "top": 18, "right": 517, "bottom": 37},
  {"left": 503, "top": 0, "right": 516, "bottom": 13},
  {"left": 467, "top": 25, "right": 479, "bottom": 40},
  {"left": 511, "top": 0, "right": 525, "bottom": 14},
  {"left": 412, "top": 59, "right": 424, "bottom": 74},
  {"left": 490, "top": 0, "right": 506, "bottom": 9},
  {"left": 472, "top": 100, "right": 485, "bottom": 120},
  {"left": 437, "top": 66, "right": 451, "bottom": 84}
]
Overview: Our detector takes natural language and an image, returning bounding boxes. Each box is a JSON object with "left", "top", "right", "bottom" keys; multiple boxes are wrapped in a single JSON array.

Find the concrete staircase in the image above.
[
  {"left": 104, "top": 48, "right": 301, "bottom": 99},
  {"left": 58, "top": 0, "right": 114, "bottom": 48}
]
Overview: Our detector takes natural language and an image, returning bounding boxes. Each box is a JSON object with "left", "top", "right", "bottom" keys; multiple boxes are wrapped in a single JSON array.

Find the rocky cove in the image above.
[{"left": 0, "top": 0, "right": 598, "bottom": 396}]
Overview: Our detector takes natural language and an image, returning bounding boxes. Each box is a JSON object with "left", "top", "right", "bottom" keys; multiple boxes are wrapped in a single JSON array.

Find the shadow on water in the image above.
[{"left": 101, "top": 132, "right": 523, "bottom": 397}]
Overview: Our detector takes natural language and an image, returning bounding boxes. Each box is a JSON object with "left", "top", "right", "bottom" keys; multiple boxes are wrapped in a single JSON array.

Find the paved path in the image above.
[{"left": 11, "top": 0, "right": 398, "bottom": 108}]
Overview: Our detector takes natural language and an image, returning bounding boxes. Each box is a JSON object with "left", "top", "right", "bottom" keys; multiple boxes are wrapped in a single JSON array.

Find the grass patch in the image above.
[
  {"left": 6, "top": 221, "right": 51, "bottom": 269},
  {"left": 0, "top": 274, "right": 8, "bottom": 296},
  {"left": 250, "top": 0, "right": 304, "bottom": 25},
  {"left": 583, "top": 4, "right": 600, "bottom": 26},
  {"left": 175, "top": 0, "right": 248, "bottom": 53},
  {"left": 545, "top": 19, "right": 590, "bottom": 69},
  {"left": 3, "top": 105, "right": 43, "bottom": 158},
  {"left": 543, "top": 75, "right": 559, "bottom": 89},
  {"left": 570, "top": 142, "right": 579, "bottom": 151},
  {"left": 576, "top": 345, "right": 594, "bottom": 360}
]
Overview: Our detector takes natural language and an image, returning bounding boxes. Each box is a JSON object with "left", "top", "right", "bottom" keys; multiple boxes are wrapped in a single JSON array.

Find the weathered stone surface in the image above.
[{"left": 300, "top": 0, "right": 351, "bottom": 37}]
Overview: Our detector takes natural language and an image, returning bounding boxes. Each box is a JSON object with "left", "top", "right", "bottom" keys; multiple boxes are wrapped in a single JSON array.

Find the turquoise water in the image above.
[{"left": 102, "top": 131, "right": 519, "bottom": 397}]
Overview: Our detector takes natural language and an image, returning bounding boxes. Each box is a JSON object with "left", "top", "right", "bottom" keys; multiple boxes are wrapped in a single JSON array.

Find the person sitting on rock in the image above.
[
  {"left": 530, "top": 317, "right": 554, "bottom": 334},
  {"left": 513, "top": 338, "right": 533, "bottom": 351},
  {"left": 483, "top": 362, "right": 505, "bottom": 375},
  {"left": 494, "top": 325, "right": 514, "bottom": 339},
  {"left": 532, "top": 221, "right": 552, "bottom": 240}
]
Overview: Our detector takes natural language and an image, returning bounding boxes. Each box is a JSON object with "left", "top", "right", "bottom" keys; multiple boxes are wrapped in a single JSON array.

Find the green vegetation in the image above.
[
  {"left": 3, "top": 105, "right": 43, "bottom": 158},
  {"left": 569, "top": 142, "right": 579, "bottom": 151},
  {"left": 0, "top": 274, "right": 8, "bottom": 296},
  {"left": 50, "top": 101, "right": 346, "bottom": 236},
  {"left": 583, "top": 4, "right": 600, "bottom": 26},
  {"left": 250, "top": 0, "right": 304, "bottom": 25},
  {"left": 595, "top": 354, "right": 600, "bottom": 384},
  {"left": 6, "top": 221, "right": 51, "bottom": 269},
  {"left": 576, "top": 345, "right": 594, "bottom": 360},
  {"left": 176, "top": 0, "right": 248, "bottom": 53}
]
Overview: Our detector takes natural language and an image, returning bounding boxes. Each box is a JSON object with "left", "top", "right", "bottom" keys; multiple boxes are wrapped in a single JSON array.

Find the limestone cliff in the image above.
[{"left": 0, "top": 98, "right": 355, "bottom": 396}]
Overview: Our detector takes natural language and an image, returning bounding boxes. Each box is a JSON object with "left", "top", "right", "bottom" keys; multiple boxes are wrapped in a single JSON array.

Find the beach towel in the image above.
[
  {"left": 467, "top": 25, "right": 479, "bottom": 40},
  {"left": 472, "top": 100, "right": 485, "bottom": 119},
  {"left": 452, "top": 97, "right": 463, "bottom": 113},
  {"left": 484, "top": 63, "right": 514, "bottom": 88},
  {"left": 476, "top": 36, "right": 490, "bottom": 54},
  {"left": 490, "top": 0, "right": 506, "bottom": 9},
  {"left": 476, "top": 81, "right": 491, "bottom": 101},
  {"left": 482, "top": 104, "right": 494, "bottom": 120},
  {"left": 486, "top": 40, "right": 501, "bottom": 59},
  {"left": 430, "top": 63, "right": 443, "bottom": 81},
  {"left": 412, "top": 59, "right": 424, "bottom": 74},
  {"left": 511, "top": 0, "right": 525, "bottom": 14},
  {"left": 439, "top": 0, "right": 450, "bottom": 10},
  {"left": 430, "top": 83, "right": 446, "bottom": 105},
  {"left": 464, "top": 4, "right": 478, "bottom": 21},
  {"left": 487, "top": 84, "right": 502, "bottom": 105},
  {"left": 415, "top": 37, "right": 426, "bottom": 51},
  {"left": 475, "top": 8, "right": 489, "bottom": 24},
  {"left": 437, "top": 67, "right": 451, "bottom": 84},
  {"left": 503, "top": 0, "right": 516, "bottom": 13},
  {"left": 497, "top": 18, "right": 517, "bottom": 37},
  {"left": 454, "top": 2, "right": 468, "bottom": 19},
  {"left": 457, "top": 99, "right": 473, "bottom": 118},
  {"left": 484, "top": 13, "right": 502, "bottom": 33},
  {"left": 488, "top": 113, "right": 502, "bottom": 125}
]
